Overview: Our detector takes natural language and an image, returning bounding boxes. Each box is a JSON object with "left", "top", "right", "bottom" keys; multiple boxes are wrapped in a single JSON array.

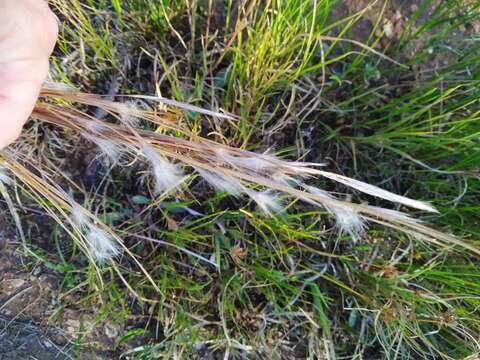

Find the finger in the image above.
[
  {"left": 0, "top": 1, "right": 58, "bottom": 149},
  {"left": 0, "top": 97, "right": 30, "bottom": 147}
]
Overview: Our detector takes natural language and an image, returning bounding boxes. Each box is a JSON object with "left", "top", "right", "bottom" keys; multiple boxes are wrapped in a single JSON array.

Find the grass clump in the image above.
[{"left": 1, "top": 0, "right": 480, "bottom": 359}]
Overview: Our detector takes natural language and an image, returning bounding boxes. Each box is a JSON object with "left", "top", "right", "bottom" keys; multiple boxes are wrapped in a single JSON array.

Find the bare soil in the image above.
[
  {"left": 0, "top": 245, "right": 69, "bottom": 359},
  {"left": 0, "top": 246, "right": 115, "bottom": 359},
  {"left": 333, "top": 0, "right": 479, "bottom": 74}
]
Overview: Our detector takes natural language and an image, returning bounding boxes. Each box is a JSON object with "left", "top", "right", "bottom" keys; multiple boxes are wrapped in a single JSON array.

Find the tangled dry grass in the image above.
[{"left": 8, "top": 86, "right": 468, "bottom": 260}]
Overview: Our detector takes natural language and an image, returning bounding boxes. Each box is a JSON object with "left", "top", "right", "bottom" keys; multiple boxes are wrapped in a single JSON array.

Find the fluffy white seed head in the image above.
[
  {"left": 246, "top": 190, "right": 283, "bottom": 216},
  {"left": 69, "top": 203, "right": 121, "bottom": 262},
  {"left": 82, "top": 133, "right": 124, "bottom": 164},
  {"left": 140, "top": 140, "right": 185, "bottom": 195},
  {"left": 326, "top": 204, "right": 366, "bottom": 242},
  {"left": 196, "top": 168, "right": 245, "bottom": 196},
  {"left": 271, "top": 172, "right": 300, "bottom": 187},
  {"left": 215, "top": 149, "right": 276, "bottom": 172},
  {"left": 118, "top": 101, "right": 141, "bottom": 128},
  {"left": 70, "top": 203, "right": 92, "bottom": 231},
  {"left": 304, "top": 185, "right": 366, "bottom": 242},
  {"left": 85, "top": 226, "right": 120, "bottom": 263}
]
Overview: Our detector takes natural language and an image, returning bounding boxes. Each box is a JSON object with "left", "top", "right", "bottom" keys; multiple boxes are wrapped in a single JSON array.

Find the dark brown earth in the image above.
[
  {"left": 0, "top": 316, "right": 71, "bottom": 360},
  {"left": 0, "top": 218, "right": 139, "bottom": 358},
  {"left": 0, "top": 242, "right": 157, "bottom": 359},
  {"left": 0, "top": 245, "right": 68, "bottom": 359},
  {"left": 0, "top": 246, "right": 106, "bottom": 359},
  {"left": 333, "top": 0, "right": 480, "bottom": 76}
]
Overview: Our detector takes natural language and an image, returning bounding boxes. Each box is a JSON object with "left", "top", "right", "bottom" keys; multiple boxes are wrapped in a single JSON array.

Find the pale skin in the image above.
[{"left": 0, "top": 0, "right": 58, "bottom": 149}]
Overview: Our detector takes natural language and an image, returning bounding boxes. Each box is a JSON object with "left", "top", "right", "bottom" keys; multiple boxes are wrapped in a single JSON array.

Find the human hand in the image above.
[{"left": 0, "top": 0, "right": 58, "bottom": 149}]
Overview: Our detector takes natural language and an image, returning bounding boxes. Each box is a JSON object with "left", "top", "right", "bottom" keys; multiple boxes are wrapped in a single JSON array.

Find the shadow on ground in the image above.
[
  {"left": 0, "top": 246, "right": 106, "bottom": 359},
  {"left": 0, "top": 316, "right": 73, "bottom": 360}
]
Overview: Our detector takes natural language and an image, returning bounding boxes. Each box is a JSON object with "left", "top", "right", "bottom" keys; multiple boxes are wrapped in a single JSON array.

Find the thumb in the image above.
[{"left": 0, "top": 0, "right": 58, "bottom": 149}]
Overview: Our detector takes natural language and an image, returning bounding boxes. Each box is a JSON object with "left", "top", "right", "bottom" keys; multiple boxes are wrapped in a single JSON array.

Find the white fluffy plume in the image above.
[
  {"left": 82, "top": 133, "right": 124, "bottom": 164},
  {"left": 71, "top": 203, "right": 91, "bottom": 231},
  {"left": 246, "top": 190, "right": 283, "bottom": 216},
  {"left": 85, "top": 227, "right": 120, "bottom": 263},
  {"left": 118, "top": 101, "right": 142, "bottom": 128},
  {"left": 326, "top": 203, "right": 366, "bottom": 242},
  {"left": 70, "top": 203, "right": 120, "bottom": 263},
  {"left": 140, "top": 140, "right": 185, "bottom": 195},
  {"left": 304, "top": 186, "right": 366, "bottom": 242},
  {"left": 196, "top": 168, "right": 245, "bottom": 196}
]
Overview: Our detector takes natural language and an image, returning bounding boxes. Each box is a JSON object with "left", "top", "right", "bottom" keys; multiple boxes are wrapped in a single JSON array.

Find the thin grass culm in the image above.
[{"left": 8, "top": 83, "right": 467, "bottom": 264}]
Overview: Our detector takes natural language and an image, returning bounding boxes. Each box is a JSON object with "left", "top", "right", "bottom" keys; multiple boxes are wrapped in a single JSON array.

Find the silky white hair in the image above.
[
  {"left": 196, "top": 168, "right": 245, "bottom": 196},
  {"left": 304, "top": 186, "right": 366, "bottom": 242},
  {"left": 140, "top": 140, "right": 185, "bottom": 195},
  {"left": 70, "top": 203, "right": 120, "bottom": 263},
  {"left": 82, "top": 133, "right": 124, "bottom": 164},
  {"left": 246, "top": 190, "right": 283, "bottom": 216}
]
